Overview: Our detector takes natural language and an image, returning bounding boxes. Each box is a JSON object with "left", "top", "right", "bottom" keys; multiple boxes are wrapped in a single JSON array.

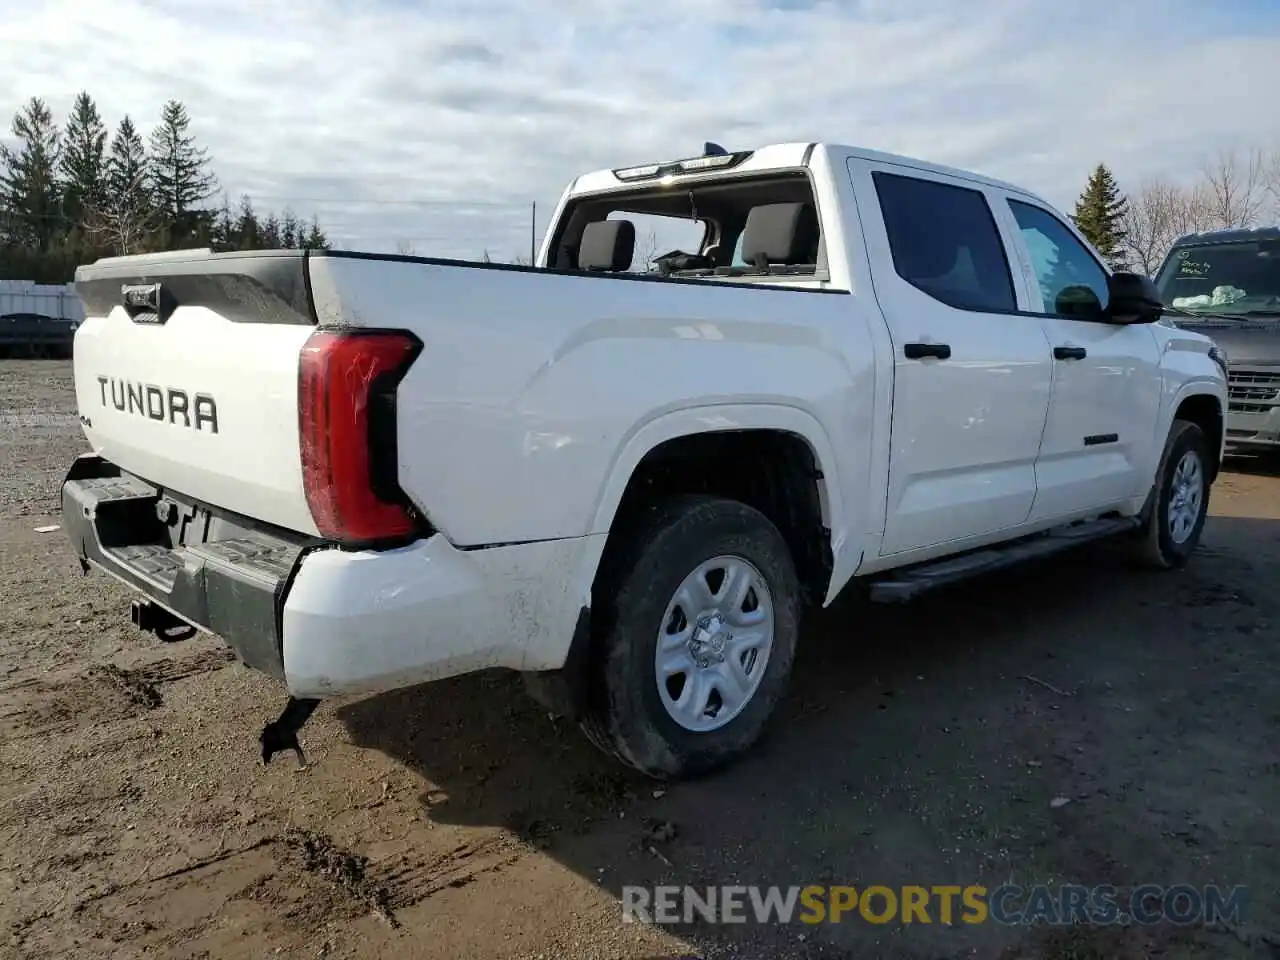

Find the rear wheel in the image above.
[
  {"left": 581, "top": 495, "right": 801, "bottom": 779},
  {"left": 1131, "top": 419, "right": 1211, "bottom": 569}
]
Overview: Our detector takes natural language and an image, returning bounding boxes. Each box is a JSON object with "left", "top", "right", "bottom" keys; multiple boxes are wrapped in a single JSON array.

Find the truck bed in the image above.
[{"left": 72, "top": 246, "right": 863, "bottom": 547}]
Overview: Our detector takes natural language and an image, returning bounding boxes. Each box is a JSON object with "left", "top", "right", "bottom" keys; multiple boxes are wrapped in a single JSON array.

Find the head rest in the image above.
[
  {"left": 740, "top": 202, "right": 820, "bottom": 265},
  {"left": 901, "top": 230, "right": 957, "bottom": 279},
  {"left": 578, "top": 219, "right": 635, "bottom": 271}
]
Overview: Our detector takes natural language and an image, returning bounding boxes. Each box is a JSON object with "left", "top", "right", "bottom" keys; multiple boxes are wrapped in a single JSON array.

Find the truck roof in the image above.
[
  {"left": 1171, "top": 225, "right": 1280, "bottom": 246},
  {"left": 567, "top": 140, "right": 1040, "bottom": 201}
]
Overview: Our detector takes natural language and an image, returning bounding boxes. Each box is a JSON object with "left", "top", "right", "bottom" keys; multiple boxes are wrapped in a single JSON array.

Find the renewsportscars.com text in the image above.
[{"left": 621, "top": 884, "right": 1248, "bottom": 927}]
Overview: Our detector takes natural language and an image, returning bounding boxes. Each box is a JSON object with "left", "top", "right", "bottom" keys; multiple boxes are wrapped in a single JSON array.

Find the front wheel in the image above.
[
  {"left": 581, "top": 496, "right": 802, "bottom": 780},
  {"left": 1131, "top": 419, "right": 1212, "bottom": 569}
]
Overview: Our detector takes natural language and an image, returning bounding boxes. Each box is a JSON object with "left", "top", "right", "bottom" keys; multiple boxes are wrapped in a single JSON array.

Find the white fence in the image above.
[{"left": 0, "top": 280, "right": 84, "bottom": 322}]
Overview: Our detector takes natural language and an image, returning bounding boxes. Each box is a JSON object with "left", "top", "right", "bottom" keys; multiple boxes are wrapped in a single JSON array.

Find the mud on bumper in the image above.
[{"left": 61, "top": 454, "right": 316, "bottom": 682}]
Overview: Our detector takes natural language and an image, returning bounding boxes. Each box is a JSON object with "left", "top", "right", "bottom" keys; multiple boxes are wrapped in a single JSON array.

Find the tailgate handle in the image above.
[{"left": 121, "top": 282, "right": 174, "bottom": 324}]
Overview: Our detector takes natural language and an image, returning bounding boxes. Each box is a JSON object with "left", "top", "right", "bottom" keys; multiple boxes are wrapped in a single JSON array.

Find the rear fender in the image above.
[{"left": 588, "top": 403, "right": 857, "bottom": 605}]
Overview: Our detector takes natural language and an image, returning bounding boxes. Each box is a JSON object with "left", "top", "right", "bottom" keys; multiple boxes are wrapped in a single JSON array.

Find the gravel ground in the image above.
[{"left": 1, "top": 357, "right": 1278, "bottom": 960}]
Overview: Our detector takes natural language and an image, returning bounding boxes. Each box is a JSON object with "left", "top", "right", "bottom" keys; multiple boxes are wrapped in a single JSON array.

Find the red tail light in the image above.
[{"left": 298, "top": 329, "right": 423, "bottom": 545}]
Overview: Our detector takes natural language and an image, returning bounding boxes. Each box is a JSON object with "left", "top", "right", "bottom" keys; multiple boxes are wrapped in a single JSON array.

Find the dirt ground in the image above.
[{"left": 2, "top": 357, "right": 1278, "bottom": 960}]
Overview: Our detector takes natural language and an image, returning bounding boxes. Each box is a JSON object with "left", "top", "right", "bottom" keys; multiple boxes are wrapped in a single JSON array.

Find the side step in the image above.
[{"left": 868, "top": 516, "right": 1140, "bottom": 604}]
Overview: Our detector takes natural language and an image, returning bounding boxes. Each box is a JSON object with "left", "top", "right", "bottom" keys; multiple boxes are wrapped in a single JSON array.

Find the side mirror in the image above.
[{"left": 1105, "top": 272, "right": 1163, "bottom": 324}]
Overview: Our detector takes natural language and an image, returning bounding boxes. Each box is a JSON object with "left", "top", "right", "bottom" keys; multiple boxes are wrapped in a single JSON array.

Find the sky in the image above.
[{"left": 2, "top": 0, "right": 1279, "bottom": 261}]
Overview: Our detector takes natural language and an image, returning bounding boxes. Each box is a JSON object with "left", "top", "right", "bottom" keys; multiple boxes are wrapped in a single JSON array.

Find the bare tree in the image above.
[
  {"left": 1169, "top": 181, "right": 1217, "bottom": 236},
  {"left": 638, "top": 229, "right": 659, "bottom": 271},
  {"left": 1121, "top": 176, "right": 1228, "bottom": 276},
  {"left": 1123, "top": 148, "right": 1278, "bottom": 274},
  {"left": 1121, "top": 178, "right": 1220, "bottom": 274},
  {"left": 394, "top": 238, "right": 417, "bottom": 256},
  {"left": 1122, "top": 180, "right": 1178, "bottom": 275},
  {"left": 83, "top": 167, "right": 159, "bottom": 256},
  {"left": 1263, "top": 150, "right": 1280, "bottom": 217},
  {"left": 1201, "top": 148, "right": 1267, "bottom": 229}
]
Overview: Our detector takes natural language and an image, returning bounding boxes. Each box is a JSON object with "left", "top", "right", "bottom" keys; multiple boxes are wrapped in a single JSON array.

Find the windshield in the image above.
[{"left": 1155, "top": 239, "right": 1280, "bottom": 316}]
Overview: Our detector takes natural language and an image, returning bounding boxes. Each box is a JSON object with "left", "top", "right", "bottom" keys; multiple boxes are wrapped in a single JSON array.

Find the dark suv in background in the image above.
[{"left": 1158, "top": 226, "right": 1280, "bottom": 453}]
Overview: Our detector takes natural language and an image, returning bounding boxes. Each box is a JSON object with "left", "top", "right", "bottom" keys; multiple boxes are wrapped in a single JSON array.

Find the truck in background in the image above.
[{"left": 1154, "top": 226, "right": 1280, "bottom": 453}]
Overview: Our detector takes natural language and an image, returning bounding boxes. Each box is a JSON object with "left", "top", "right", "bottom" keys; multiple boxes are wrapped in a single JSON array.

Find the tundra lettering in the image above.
[
  {"left": 97, "top": 375, "right": 218, "bottom": 433},
  {"left": 65, "top": 141, "right": 1227, "bottom": 780}
]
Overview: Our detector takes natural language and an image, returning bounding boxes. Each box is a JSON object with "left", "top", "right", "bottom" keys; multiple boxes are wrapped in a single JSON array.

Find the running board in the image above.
[{"left": 868, "top": 516, "right": 1141, "bottom": 604}]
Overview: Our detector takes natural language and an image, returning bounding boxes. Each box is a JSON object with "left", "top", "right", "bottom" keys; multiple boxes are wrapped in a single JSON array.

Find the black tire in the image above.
[
  {"left": 581, "top": 495, "right": 802, "bottom": 780},
  {"left": 1130, "top": 419, "right": 1212, "bottom": 569}
]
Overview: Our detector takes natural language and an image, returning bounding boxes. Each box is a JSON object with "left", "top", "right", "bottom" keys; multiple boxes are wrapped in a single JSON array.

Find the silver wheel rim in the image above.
[
  {"left": 654, "top": 555, "right": 775, "bottom": 733},
  {"left": 1167, "top": 450, "right": 1204, "bottom": 545}
]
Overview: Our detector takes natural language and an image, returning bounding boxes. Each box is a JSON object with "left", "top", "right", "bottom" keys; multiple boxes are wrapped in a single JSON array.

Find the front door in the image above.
[
  {"left": 849, "top": 160, "right": 1055, "bottom": 557},
  {"left": 999, "top": 197, "right": 1163, "bottom": 521}
]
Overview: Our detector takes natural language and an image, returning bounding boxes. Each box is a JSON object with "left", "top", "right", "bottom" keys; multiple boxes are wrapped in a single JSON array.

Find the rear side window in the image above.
[{"left": 872, "top": 171, "right": 1016, "bottom": 312}]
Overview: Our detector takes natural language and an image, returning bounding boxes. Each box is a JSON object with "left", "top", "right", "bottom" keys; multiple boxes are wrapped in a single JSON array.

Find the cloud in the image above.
[{"left": 2, "top": 0, "right": 1278, "bottom": 259}]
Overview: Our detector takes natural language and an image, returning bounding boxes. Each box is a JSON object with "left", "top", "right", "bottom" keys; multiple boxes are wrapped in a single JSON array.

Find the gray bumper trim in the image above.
[{"left": 61, "top": 454, "right": 317, "bottom": 680}]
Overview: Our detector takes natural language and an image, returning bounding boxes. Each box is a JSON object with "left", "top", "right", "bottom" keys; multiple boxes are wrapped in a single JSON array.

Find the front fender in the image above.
[{"left": 1155, "top": 330, "right": 1227, "bottom": 469}]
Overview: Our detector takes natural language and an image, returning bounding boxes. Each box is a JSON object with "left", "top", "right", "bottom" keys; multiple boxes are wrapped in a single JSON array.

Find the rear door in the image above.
[
  {"left": 72, "top": 250, "right": 321, "bottom": 536},
  {"left": 995, "top": 197, "right": 1163, "bottom": 520},
  {"left": 848, "top": 160, "right": 1054, "bottom": 557}
]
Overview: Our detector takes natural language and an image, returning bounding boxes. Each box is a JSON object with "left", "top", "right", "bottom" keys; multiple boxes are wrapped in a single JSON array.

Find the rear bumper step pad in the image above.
[{"left": 61, "top": 453, "right": 313, "bottom": 680}]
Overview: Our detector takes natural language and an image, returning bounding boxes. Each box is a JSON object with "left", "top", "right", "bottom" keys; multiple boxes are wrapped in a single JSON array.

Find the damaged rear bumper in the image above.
[
  {"left": 62, "top": 453, "right": 597, "bottom": 703},
  {"left": 62, "top": 454, "right": 311, "bottom": 681}
]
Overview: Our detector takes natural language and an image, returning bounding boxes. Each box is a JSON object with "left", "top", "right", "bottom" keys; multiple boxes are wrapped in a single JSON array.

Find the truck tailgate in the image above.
[{"left": 72, "top": 250, "right": 321, "bottom": 536}]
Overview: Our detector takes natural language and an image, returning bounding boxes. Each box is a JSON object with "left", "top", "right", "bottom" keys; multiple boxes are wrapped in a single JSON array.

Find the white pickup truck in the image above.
[{"left": 62, "top": 141, "right": 1227, "bottom": 779}]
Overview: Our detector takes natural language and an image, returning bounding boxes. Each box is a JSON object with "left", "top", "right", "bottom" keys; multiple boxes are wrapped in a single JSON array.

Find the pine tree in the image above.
[
  {"left": 148, "top": 99, "right": 218, "bottom": 229},
  {"left": 261, "top": 213, "right": 281, "bottom": 249},
  {"left": 280, "top": 209, "right": 299, "bottom": 249},
  {"left": 235, "top": 194, "right": 260, "bottom": 248},
  {"left": 1072, "top": 163, "right": 1130, "bottom": 268},
  {"left": 59, "top": 91, "right": 107, "bottom": 223},
  {"left": 209, "top": 194, "right": 236, "bottom": 251},
  {"left": 206, "top": 193, "right": 326, "bottom": 252},
  {"left": 0, "top": 97, "right": 63, "bottom": 250},
  {"left": 91, "top": 115, "right": 157, "bottom": 255},
  {"left": 0, "top": 90, "right": 330, "bottom": 278},
  {"left": 302, "top": 215, "right": 329, "bottom": 250},
  {"left": 105, "top": 116, "right": 149, "bottom": 205}
]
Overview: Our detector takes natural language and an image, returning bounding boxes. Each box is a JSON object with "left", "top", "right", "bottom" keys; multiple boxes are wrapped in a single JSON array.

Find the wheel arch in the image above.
[
  {"left": 523, "top": 405, "right": 848, "bottom": 724},
  {"left": 1172, "top": 388, "right": 1225, "bottom": 483},
  {"left": 588, "top": 404, "right": 845, "bottom": 605}
]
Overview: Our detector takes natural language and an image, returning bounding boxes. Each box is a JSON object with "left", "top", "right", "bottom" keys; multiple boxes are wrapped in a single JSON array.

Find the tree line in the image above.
[
  {"left": 0, "top": 92, "right": 329, "bottom": 284},
  {"left": 1071, "top": 148, "right": 1280, "bottom": 274}
]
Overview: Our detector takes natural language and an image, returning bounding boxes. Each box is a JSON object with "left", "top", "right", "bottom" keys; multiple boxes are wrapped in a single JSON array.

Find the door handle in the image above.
[
  {"left": 1054, "top": 345, "right": 1087, "bottom": 360},
  {"left": 904, "top": 342, "right": 952, "bottom": 360}
]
